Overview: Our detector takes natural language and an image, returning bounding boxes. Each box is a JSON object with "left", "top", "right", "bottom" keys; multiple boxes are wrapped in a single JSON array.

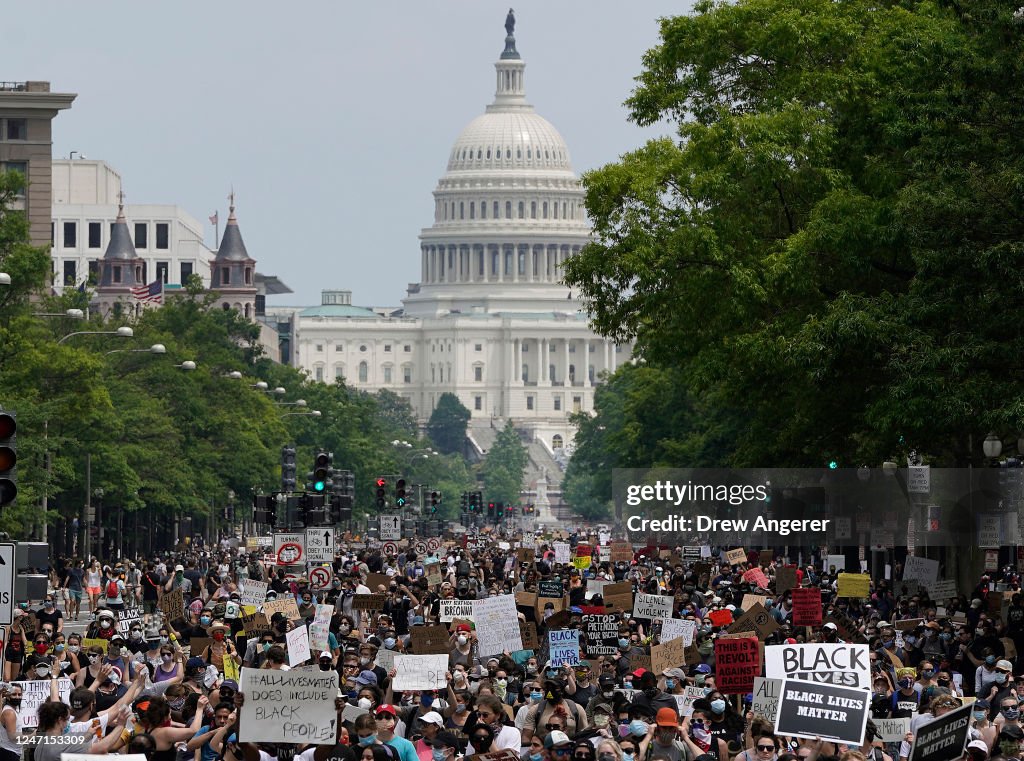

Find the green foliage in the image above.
[
  {"left": 427, "top": 393, "right": 471, "bottom": 455},
  {"left": 481, "top": 421, "right": 528, "bottom": 506},
  {"left": 372, "top": 389, "right": 419, "bottom": 441},
  {"left": 563, "top": 0, "right": 1024, "bottom": 468}
]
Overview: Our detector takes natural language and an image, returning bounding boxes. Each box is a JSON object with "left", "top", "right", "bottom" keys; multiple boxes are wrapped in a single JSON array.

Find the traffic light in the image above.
[
  {"left": 429, "top": 491, "right": 440, "bottom": 514},
  {"left": 313, "top": 451, "right": 332, "bottom": 492},
  {"left": 460, "top": 492, "right": 468, "bottom": 512},
  {"left": 281, "top": 444, "right": 296, "bottom": 492},
  {"left": 0, "top": 412, "right": 16, "bottom": 508},
  {"left": 395, "top": 478, "right": 407, "bottom": 508},
  {"left": 487, "top": 501, "right": 495, "bottom": 518},
  {"left": 376, "top": 478, "right": 388, "bottom": 510}
]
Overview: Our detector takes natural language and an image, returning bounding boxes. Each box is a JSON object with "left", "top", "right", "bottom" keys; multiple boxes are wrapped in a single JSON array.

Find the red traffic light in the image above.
[{"left": 376, "top": 478, "right": 387, "bottom": 487}]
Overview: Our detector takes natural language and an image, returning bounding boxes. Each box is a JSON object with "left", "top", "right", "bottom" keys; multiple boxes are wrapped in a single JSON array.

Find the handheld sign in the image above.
[
  {"left": 238, "top": 667, "right": 339, "bottom": 743},
  {"left": 765, "top": 643, "right": 871, "bottom": 690},
  {"left": 774, "top": 678, "right": 870, "bottom": 746},
  {"left": 791, "top": 588, "right": 822, "bottom": 627},
  {"left": 908, "top": 703, "right": 972, "bottom": 761},
  {"left": 752, "top": 677, "right": 781, "bottom": 722},
  {"left": 583, "top": 614, "right": 620, "bottom": 657},
  {"left": 714, "top": 635, "right": 760, "bottom": 694},
  {"left": 393, "top": 654, "right": 448, "bottom": 691},
  {"left": 633, "top": 593, "right": 673, "bottom": 622},
  {"left": 836, "top": 573, "right": 870, "bottom": 598},
  {"left": 472, "top": 594, "right": 522, "bottom": 656},
  {"left": 548, "top": 630, "right": 580, "bottom": 667}
]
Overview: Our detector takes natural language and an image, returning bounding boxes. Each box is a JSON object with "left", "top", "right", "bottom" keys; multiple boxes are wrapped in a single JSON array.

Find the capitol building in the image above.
[{"left": 281, "top": 14, "right": 632, "bottom": 504}]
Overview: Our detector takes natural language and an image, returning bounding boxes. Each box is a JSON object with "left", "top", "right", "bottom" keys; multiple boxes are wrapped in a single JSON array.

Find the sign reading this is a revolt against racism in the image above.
[{"left": 774, "top": 678, "right": 870, "bottom": 747}]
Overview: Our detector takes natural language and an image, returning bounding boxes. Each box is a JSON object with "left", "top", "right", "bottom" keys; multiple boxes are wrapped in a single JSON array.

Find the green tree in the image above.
[
  {"left": 427, "top": 393, "right": 471, "bottom": 455},
  {"left": 372, "top": 389, "right": 418, "bottom": 441},
  {"left": 481, "top": 421, "right": 528, "bottom": 506}
]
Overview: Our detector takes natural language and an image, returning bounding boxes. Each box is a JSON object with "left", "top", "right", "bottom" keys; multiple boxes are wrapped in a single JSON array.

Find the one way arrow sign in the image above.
[
  {"left": 0, "top": 543, "right": 13, "bottom": 625},
  {"left": 305, "top": 528, "right": 335, "bottom": 563}
]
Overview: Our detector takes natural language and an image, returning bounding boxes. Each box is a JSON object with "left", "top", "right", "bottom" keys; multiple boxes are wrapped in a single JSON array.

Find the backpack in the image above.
[{"left": 106, "top": 579, "right": 120, "bottom": 598}]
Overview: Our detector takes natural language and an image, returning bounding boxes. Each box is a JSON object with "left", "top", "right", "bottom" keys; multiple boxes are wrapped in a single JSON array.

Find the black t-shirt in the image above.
[
  {"left": 318, "top": 744, "right": 355, "bottom": 761},
  {"left": 1008, "top": 605, "right": 1024, "bottom": 635},
  {"left": 64, "top": 568, "right": 84, "bottom": 591},
  {"left": 143, "top": 572, "right": 162, "bottom": 600},
  {"left": 36, "top": 608, "right": 63, "bottom": 631},
  {"left": 890, "top": 689, "right": 920, "bottom": 718}
]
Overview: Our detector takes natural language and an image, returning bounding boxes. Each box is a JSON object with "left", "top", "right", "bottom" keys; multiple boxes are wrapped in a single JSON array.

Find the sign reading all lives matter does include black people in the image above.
[
  {"left": 239, "top": 667, "right": 339, "bottom": 744},
  {"left": 765, "top": 643, "right": 871, "bottom": 690},
  {"left": 908, "top": 703, "right": 972, "bottom": 761},
  {"left": 774, "top": 678, "right": 871, "bottom": 747}
]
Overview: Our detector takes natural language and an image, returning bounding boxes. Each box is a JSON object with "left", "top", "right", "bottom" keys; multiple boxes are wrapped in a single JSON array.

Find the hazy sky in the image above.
[{"left": 5, "top": 1, "right": 689, "bottom": 307}]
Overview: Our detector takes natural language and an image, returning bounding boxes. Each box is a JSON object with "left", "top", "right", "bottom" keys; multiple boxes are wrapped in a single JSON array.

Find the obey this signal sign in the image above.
[{"left": 274, "top": 533, "right": 304, "bottom": 565}]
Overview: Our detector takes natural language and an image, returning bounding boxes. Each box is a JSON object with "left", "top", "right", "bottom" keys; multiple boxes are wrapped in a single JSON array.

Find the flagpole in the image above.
[{"left": 215, "top": 216, "right": 220, "bottom": 250}]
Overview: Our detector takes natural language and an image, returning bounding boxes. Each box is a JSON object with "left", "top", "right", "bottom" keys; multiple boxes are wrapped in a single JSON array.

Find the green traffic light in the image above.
[{"left": 314, "top": 481, "right": 326, "bottom": 492}]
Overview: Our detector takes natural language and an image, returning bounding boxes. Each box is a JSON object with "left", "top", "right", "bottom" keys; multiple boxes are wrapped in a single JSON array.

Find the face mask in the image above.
[
  {"left": 623, "top": 681, "right": 633, "bottom": 690},
  {"left": 974, "top": 711, "right": 988, "bottom": 721},
  {"left": 130, "top": 630, "right": 142, "bottom": 641},
  {"left": 1003, "top": 708, "right": 1020, "bottom": 720},
  {"left": 320, "top": 661, "right": 333, "bottom": 672},
  {"left": 421, "top": 695, "right": 433, "bottom": 708},
  {"left": 162, "top": 654, "right": 174, "bottom": 663},
  {"left": 55, "top": 644, "right": 65, "bottom": 653},
  {"left": 88, "top": 654, "right": 99, "bottom": 664},
  {"left": 666, "top": 679, "right": 675, "bottom": 690},
  {"left": 526, "top": 665, "right": 537, "bottom": 675},
  {"left": 68, "top": 645, "right": 80, "bottom": 654},
  {"left": 530, "top": 754, "right": 544, "bottom": 761},
  {"left": 44, "top": 602, "right": 54, "bottom": 610},
  {"left": 618, "top": 638, "right": 630, "bottom": 648},
  {"left": 883, "top": 639, "right": 894, "bottom": 648},
  {"left": 692, "top": 726, "right": 711, "bottom": 743},
  {"left": 340, "top": 625, "right": 351, "bottom": 634},
  {"left": 623, "top": 754, "right": 635, "bottom": 761},
  {"left": 358, "top": 735, "right": 377, "bottom": 747},
  {"left": 358, "top": 698, "right": 373, "bottom": 710},
  {"left": 594, "top": 715, "right": 609, "bottom": 728},
  {"left": 160, "top": 636, "right": 169, "bottom": 645},
  {"left": 457, "top": 703, "right": 468, "bottom": 712},
  {"left": 710, "top": 699, "right": 726, "bottom": 714},
  {"left": 938, "top": 679, "right": 950, "bottom": 688},
  {"left": 384, "top": 638, "right": 396, "bottom": 650},
  {"left": 457, "top": 635, "right": 468, "bottom": 647},
  {"left": 629, "top": 720, "right": 647, "bottom": 737},
  {"left": 213, "top": 631, "right": 225, "bottom": 642},
  {"left": 996, "top": 673, "right": 1008, "bottom": 684},
  {"left": 200, "top": 617, "right": 211, "bottom": 626},
  {"left": 940, "top": 633, "right": 952, "bottom": 641},
  {"left": 432, "top": 750, "right": 448, "bottom": 761},
  {"left": 602, "top": 690, "right": 614, "bottom": 698},
  {"left": 899, "top": 679, "right": 913, "bottom": 689},
  {"left": 34, "top": 644, "right": 48, "bottom": 655},
  {"left": 6, "top": 698, "right": 20, "bottom": 708},
  {"left": 360, "top": 657, "right": 371, "bottom": 666},
  {"left": 35, "top": 665, "right": 50, "bottom": 677},
  {"left": 921, "top": 669, "right": 934, "bottom": 678},
  {"left": 987, "top": 656, "right": 997, "bottom": 665}
]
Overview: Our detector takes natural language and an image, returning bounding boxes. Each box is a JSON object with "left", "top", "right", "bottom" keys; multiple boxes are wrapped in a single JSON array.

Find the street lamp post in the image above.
[
  {"left": 93, "top": 487, "right": 104, "bottom": 560},
  {"left": 58, "top": 326, "right": 133, "bottom": 344}
]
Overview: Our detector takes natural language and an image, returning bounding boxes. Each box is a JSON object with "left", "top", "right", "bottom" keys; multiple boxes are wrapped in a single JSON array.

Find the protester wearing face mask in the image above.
[
  {"left": 701, "top": 691, "right": 743, "bottom": 747},
  {"left": 36, "top": 595, "right": 64, "bottom": 635},
  {"left": 889, "top": 668, "right": 921, "bottom": 719},
  {"left": 153, "top": 644, "right": 182, "bottom": 683},
  {"left": 0, "top": 686, "right": 23, "bottom": 761},
  {"left": 521, "top": 678, "right": 588, "bottom": 745},
  {"left": 682, "top": 707, "right": 729, "bottom": 761},
  {"left": 449, "top": 624, "right": 474, "bottom": 668}
]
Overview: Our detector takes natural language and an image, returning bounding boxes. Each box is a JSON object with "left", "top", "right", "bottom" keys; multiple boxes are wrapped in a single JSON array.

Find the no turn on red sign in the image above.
[{"left": 274, "top": 533, "right": 304, "bottom": 565}]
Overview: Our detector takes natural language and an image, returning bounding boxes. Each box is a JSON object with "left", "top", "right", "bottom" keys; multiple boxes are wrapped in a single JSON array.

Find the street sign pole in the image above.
[{"left": 0, "top": 542, "right": 14, "bottom": 626}]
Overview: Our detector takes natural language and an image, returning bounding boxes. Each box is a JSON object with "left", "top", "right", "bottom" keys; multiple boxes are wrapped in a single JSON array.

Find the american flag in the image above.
[
  {"left": 209, "top": 211, "right": 218, "bottom": 225},
  {"left": 131, "top": 279, "right": 163, "bottom": 303}
]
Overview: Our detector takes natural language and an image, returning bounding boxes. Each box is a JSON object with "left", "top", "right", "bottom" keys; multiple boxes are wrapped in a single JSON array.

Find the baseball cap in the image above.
[
  {"left": 420, "top": 711, "right": 444, "bottom": 727},
  {"left": 356, "top": 670, "right": 379, "bottom": 686},
  {"left": 175, "top": 564, "right": 185, "bottom": 572},
  {"left": 186, "top": 656, "right": 206, "bottom": 672},
  {"left": 997, "top": 659, "right": 1013, "bottom": 671},
  {"left": 544, "top": 731, "right": 572, "bottom": 749},
  {"left": 966, "top": 740, "right": 989, "bottom": 753},
  {"left": 220, "top": 679, "right": 239, "bottom": 691},
  {"left": 695, "top": 664, "right": 711, "bottom": 674},
  {"left": 632, "top": 668, "right": 647, "bottom": 678},
  {"left": 432, "top": 731, "right": 460, "bottom": 749},
  {"left": 319, "top": 651, "right": 333, "bottom": 660},
  {"left": 663, "top": 668, "right": 686, "bottom": 680},
  {"left": 598, "top": 675, "right": 616, "bottom": 689},
  {"left": 822, "top": 622, "right": 838, "bottom": 631},
  {"left": 655, "top": 707, "right": 678, "bottom": 727},
  {"left": 785, "top": 638, "right": 798, "bottom": 645},
  {"left": 374, "top": 704, "right": 397, "bottom": 717},
  {"left": 455, "top": 623, "right": 472, "bottom": 633}
]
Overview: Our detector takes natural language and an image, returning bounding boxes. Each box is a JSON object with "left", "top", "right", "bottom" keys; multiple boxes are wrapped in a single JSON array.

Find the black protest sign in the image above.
[
  {"left": 908, "top": 703, "right": 972, "bottom": 761},
  {"left": 538, "top": 580, "right": 564, "bottom": 598},
  {"left": 774, "top": 678, "right": 870, "bottom": 747},
  {"left": 583, "top": 614, "right": 620, "bottom": 657}
]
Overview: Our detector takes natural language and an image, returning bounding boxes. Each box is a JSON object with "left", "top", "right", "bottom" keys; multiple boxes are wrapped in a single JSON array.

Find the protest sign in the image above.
[
  {"left": 15, "top": 678, "right": 72, "bottom": 728},
  {"left": 791, "top": 588, "right": 822, "bottom": 627},
  {"left": 548, "top": 629, "right": 580, "bottom": 667},
  {"left": 425, "top": 562, "right": 443, "bottom": 587},
  {"left": 440, "top": 599, "right": 475, "bottom": 623},
  {"left": 908, "top": 703, "right": 971, "bottom": 761},
  {"left": 238, "top": 667, "right": 339, "bottom": 743},
  {"left": 837, "top": 573, "right": 871, "bottom": 598},
  {"left": 472, "top": 595, "right": 522, "bottom": 656},
  {"left": 651, "top": 637, "right": 686, "bottom": 676},
  {"left": 675, "top": 686, "right": 706, "bottom": 717},
  {"left": 822, "top": 611, "right": 868, "bottom": 644},
  {"left": 393, "top": 654, "right": 448, "bottom": 691},
  {"left": 633, "top": 593, "right": 673, "bottom": 621},
  {"left": 262, "top": 596, "right": 301, "bottom": 621},
  {"left": 708, "top": 609, "right": 733, "bottom": 628},
  {"left": 876, "top": 717, "right": 911, "bottom": 743},
  {"left": 583, "top": 614, "right": 620, "bottom": 656},
  {"left": 468, "top": 750, "right": 520, "bottom": 761},
  {"left": 410, "top": 625, "right": 452, "bottom": 655},
  {"left": 602, "top": 582, "right": 633, "bottom": 613},
  {"left": 826, "top": 555, "right": 846, "bottom": 572},
  {"left": 351, "top": 594, "right": 387, "bottom": 611},
  {"left": 114, "top": 607, "right": 143, "bottom": 636},
  {"left": 160, "top": 588, "right": 186, "bottom": 622},
  {"left": 660, "top": 618, "right": 696, "bottom": 647},
  {"left": 903, "top": 556, "right": 940, "bottom": 586},
  {"left": 586, "top": 578, "right": 608, "bottom": 601},
  {"left": 242, "top": 611, "right": 271, "bottom": 639},
  {"left": 365, "top": 573, "right": 391, "bottom": 592},
  {"left": 743, "top": 568, "right": 770, "bottom": 589},
  {"left": 309, "top": 604, "right": 334, "bottom": 652},
  {"left": 631, "top": 654, "right": 652, "bottom": 673},
  {"left": 775, "top": 567, "right": 798, "bottom": 594},
  {"left": 572, "top": 556, "right": 591, "bottom": 570},
  {"left": 240, "top": 580, "right": 269, "bottom": 607},
  {"left": 553, "top": 542, "right": 571, "bottom": 564},
  {"left": 752, "top": 677, "right": 781, "bottom": 722},
  {"left": 774, "top": 678, "right": 870, "bottom": 746},
  {"left": 610, "top": 541, "right": 634, "bottom": 563},
  {"left": 517, "top": 547, "right": 536, "bottom": 565},
  {"left": 286, "top": 624, "right": 311, "bottom": 665},
  {"left": 375, "top": 647, "right": 397, "bottom": 672},
  {"left": 725, "top": 548, "right": 747, "bottom": 565},
  {"left": 715, "top": 635, "right": 760, "bottom": 694},
  {"left": 741, "top": 594, "right": 768, "bottom": 612},
  {"left": 516, "top": 591, "right": 538, "bottom": 609},
  {"left": 759, "top": 549, "right": 775, "bottom": 566},
  {"left": 538, "top": 580, "right": 564, "bottom": 598},
  {"left": 928, "top": 579, "right": 957, "bottom": 601},
  {"left": 765, "top": 643, "right": 871, "bottom": 689},
  {"left": 728, "top": 602, "right": 779, "bottom": 639},
  {"left": 519, "top": 621, "right": 540, "bottom": 650}
]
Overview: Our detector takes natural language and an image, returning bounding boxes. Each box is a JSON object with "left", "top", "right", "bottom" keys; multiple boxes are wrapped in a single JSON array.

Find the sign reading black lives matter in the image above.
[
  {"left": 908, "top": 703, "right": 972, "bottom": 761},
  {"left": 765, "top": 643, "right": 871, "bottom": 689},
  {"left": 774, "top": 678, "right": 870, "bottom": 747}
]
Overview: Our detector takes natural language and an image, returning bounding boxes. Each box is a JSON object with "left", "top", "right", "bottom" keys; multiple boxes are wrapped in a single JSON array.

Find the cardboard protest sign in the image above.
[
  {"left": 440, "top": 599, "right": 474, "bottom": 622},
  {"left": 928, "top": 579, "right": 957, "bottom": 601},
  {"left": 775, "top": 567, "right": 798, "bottom": 594},
  {"left": 410, "top": 625, "right": 451, "bottom": 655},
  {"left": 660, "top": 618, "right": 696, "bottom": 647},
  {"left": 631, "top": 654, "right": 652, "bottom": 673},
  {"left": 908, "top": 702, "right": 972, "bottom": 761},
  {"left": 752, "top": 677, "right": 781, "bottom": 722},
  {"left": 286, "top": 625, "right": 311, "bottom": 665},
  {"left": 515, "top": 591, "right": 538, "bottom": 609},
  {"left": 759, "top": 549, "right": 774, "bottom": 566},
  {"left": 876, "top": 717, "right": 911, "bottom": 743},
  {"left": 610, "top": 541, "right": 634, "bottom": 563},
  {"left": 553, "top": 542, "right": 571, "bottom": 564},
  {"left": 988, "top": 592, "right": 1004, "bottom": 615},
  {"left": 708, "top": 609, "right": 733, "bottom": 628},
  {"left": 548, "top": 629, "right": 580, "bottom": 667},
  {"left": 538, "top": 580, "right": 564, "bottom": 598},
  {"left": 14, "top": 678, "right": 72, "bottom": 728},
  {"left": 894, "top": 618, "right": 924, "bottom": 632},
  {"left": 774, "top": 678, "right": 870, "bottom": 746},
  {"left": 518, "top": 548, "right": 536, "bottom": 565},
  {"left": 375, "top": 648, "right": 397, "bottom": 672},
  {"left": 262, "top": 596, "right": 301, "bottom": 621},
  {"left": 351, "top": 594, "right": 387, "bottom": 611},
  {"left": 715, "top": 635, "right": 760, "bottom": 693},
  {"left": 238, "top": 667, "right": 339, "bottom": 743},
  {"left": 309, "top": 604, "right": 334, "bottom": 652},
  {"left": 791, "top": 588, "right": 822, "bottom": 627},
  {"left": 743, "top": 568, "right": 770, "bottom": 589},
  {"left": 741, "top": 594, "right": 768, "bottom": 612},
  {"left": 472, "top": 594, "right": 522, "bottom": 656},
  {"left": 822, "top": 610, "right": 869, "bottom": 644},
  {"left": 837, "top": 573, "right": 870, "bottom": 598},
  {"left": 633, "top": 593, "right": 673, "bottom": 621},
  {"left": 468, "top": 750, "right": 520, "bottom": 761},
  {"left": 583, "top": 614, "right": 620, "bottom": 656},
  {"left": 544, "top": 609, "right": 571, "bottom": 630},
  {"left": 651, "top": 637, "right": 686, "bottom": 676},
  {"left": 365, "top": 573, "right": 391, "bottom": 592},
  {"left": 675, "top": 686, "right": 706, "bottom": 717},
  {"left": 519, "top": 621, "right": 539, "bottom": 650},
  {"left": 725, "top": 548, "right": 747, "bottom": 565},
  {"left": 242, "top": 611, "right": 271, "bottom": 639},
  {"left": 728, "top": 602, "right": 779, "bottom": 639},
  {"left": 160, "top": 589, "right": 186, "bottom": 622},
  {"left": 393, "top": 654, "right": 448, "bottom": 691},
  {"left": 602, "top": 582, "right": 633, "bottom": 612},
  {"left": 424, "top": 562, "right": 443, "bottom": 587},
  {"left": 765, "top": 643, "right": 871, "bottom": 689}
]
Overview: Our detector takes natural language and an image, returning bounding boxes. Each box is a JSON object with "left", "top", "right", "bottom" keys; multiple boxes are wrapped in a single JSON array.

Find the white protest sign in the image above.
[
  {"left": 548, "top": 629, "right": 580, "bottom": 667},
  {"left": 633, "top": 593, "right": 674, "bottom": 621},
  {"left": 286, "top": 624, "right": 311, "bottom": 665},
  {"left": 439, "top": 599, "right": 474, "bottom": 623},
  {"left": 876, "top": 717, "right": 911, "bottom": 743},
  {"left": 375, "top": 647, "right": 397, "bottom": 672},
  {"left": 274, "top": 533, "right": 305, "bottom": 565},
  {"left": 380, "top": 516, "right": 402, "bottom": 541},
  {"left": 765, "top": 643, "right": 871, "bottom": 689},
  {"left": 305, "top": 528, "right": 335, "bottom": 563},
  {"left": 554, "top": 542, "right": 571, "bottom": 564},
  {"left": 472, "top": 594, "right": 523, "bottom": 656},
  {"left": 238, "top": 667, "right": 339, "bottom": 743},
  {"left": 903, "top": 556, "right": 939, "bottom": 586},
  {"left": 675, "top": 686, "right": 706, "bottom": 717},
  {"left": 15, "top": 678, "right": 72, "bottom": 728},
  {"left": 752, "top": 677, "right": 781, "bottom": 722},
  {"left": 241, "top": 580, "right": 269, "bottom": 607},
  {"left": 116, "top": 607, "right": 144, "bottom": 636},
  {"left": 393, "top": 654, "right": 448, "bottom": 691},
  {"left": 660, "top": 618, "right": 696, "bottom": 647},
  {"left": 586, "top": 579, "right": 608, "bottom": 601},
  {"left": 309, "top": 604, "right": 334, "bottom": 652},
  {"left": 826, "top": 555, "right": 846, "bottom": 572}
]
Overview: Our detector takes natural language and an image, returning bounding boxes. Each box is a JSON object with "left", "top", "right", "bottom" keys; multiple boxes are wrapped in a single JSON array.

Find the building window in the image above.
[
  {"left": 63, "top": 222, "right": 76, "bottom": 249},
  {"left": 335, "top": 365, "right": 345, "bottom": 380},
  {"left": 481, "top": 201, "right": 486, "bottom": 219},
  {"left": 221, "top": 266, "right": 230, "bottom": 286},
  {"left": 5, "top": 119, "right": 27, "bottom": 141},
  {"left": 573, "top": 396, "right": 582, "bottom": 413},
  {"left": 569, "top": 365, "right": 576, "bottom": 383},
  {"left": 475, "top": 343, "right": 482, "bottom": 352},
  {"left": 134, "top": 223, "right": 147, "bottom": 249},
  {"left": 543, "top": 201, "right": 548, "bottom": 218},
  {"left": 474, "top": 366, "right": 483, "bottom": 382},
  {"left": 553, "top": 395, "right": 561, "bottom": 411},
  {"left": 403, "top": 366, "right": 412, "bottom": 384},
  {"left": 155, "top": 223, "right": 169, "bottom": 249},
  {"left": 589, "top": 365, "right": 595, "bottom": 382},
  {"left": 549, "top": 364, "right": 555, "bottom": 382},
  {"left": 505, "top": 201, "right": 512, "bottom": 219},
  {"left": 531, "top": 201, "right": 537, "bottom": 219},
  {"left": 518, "top": 201, "right": 525, "bottom": 219},
  {"left": 156, "top": 261, "right": 169, "bottom": 284},
  {"left": 569, "top": 343, "right": 576, "bottom": 353},
  {"left": 358, "top": 362, "right": 368, "bottom": 383},
  {"left": 383, "top": 366, "right": 393, "bottom": 383},
  {"left": 459, "top": 202, "right": 464, "bottom": 219},
  {"left": 469, "top": 202, "right": 475, "bottom": 219},
  {"left": 88, "top": 222, "right": 102, "bottom": 249},
  {"left": 62, "top": 261, "right": 76, "bottom": 286},
  {"left": 494, "top": 201, "right": 499, "bottom": 218},
  {"left": 521, "top": 343, "right": 528, "bottom": 352},
  {"left": 315, "top": 366, "right": 323, "bottom": 382},
  {"left": 474, "top": 396, "right": 482, "bottom": 411},
  {"left": 522, "top": 364, "right": 529, "bottom": 382},
  {"left": 526, "top": 396, "right": 534, "bottom": 410},
  {"left": 244, "top": 267, "right": 252, "bottom": 285},
  {"left": 384, "top": 344, "right": 392, "bottom": 353},
  {"left": 315, "top": 344, "right": 323, "bottom": 353},
  {"left": 180, "top": 261, "right": 193, "bottom": 283},
  {"left": 335, "top": 344, "right": 344, "bottom": 351},
  {"left": 404, "top": 345, "right": 411, "bottom": 353},
  {"left": 88, "top": 260, "right": 99, "bottom": 285},
  {"left": 616, "top": 345, "right": 623, "bottom": 353},
  {"left": 552, "top": 434, "right": 564, "bottom": 449},
  {"left": 360, "top": 345, "right": 367, "bottom": 352},
  {"left": 112, "top": 265, "right": 122, "bottom": 284}
]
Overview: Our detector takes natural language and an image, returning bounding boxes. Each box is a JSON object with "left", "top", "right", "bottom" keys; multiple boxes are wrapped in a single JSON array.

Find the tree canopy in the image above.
[
  {"left": 481, "top": 421, "right": 529, "bottom": 507},
  {"left": 427, "top": 393, "right": 471, "bottom": 456}
]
